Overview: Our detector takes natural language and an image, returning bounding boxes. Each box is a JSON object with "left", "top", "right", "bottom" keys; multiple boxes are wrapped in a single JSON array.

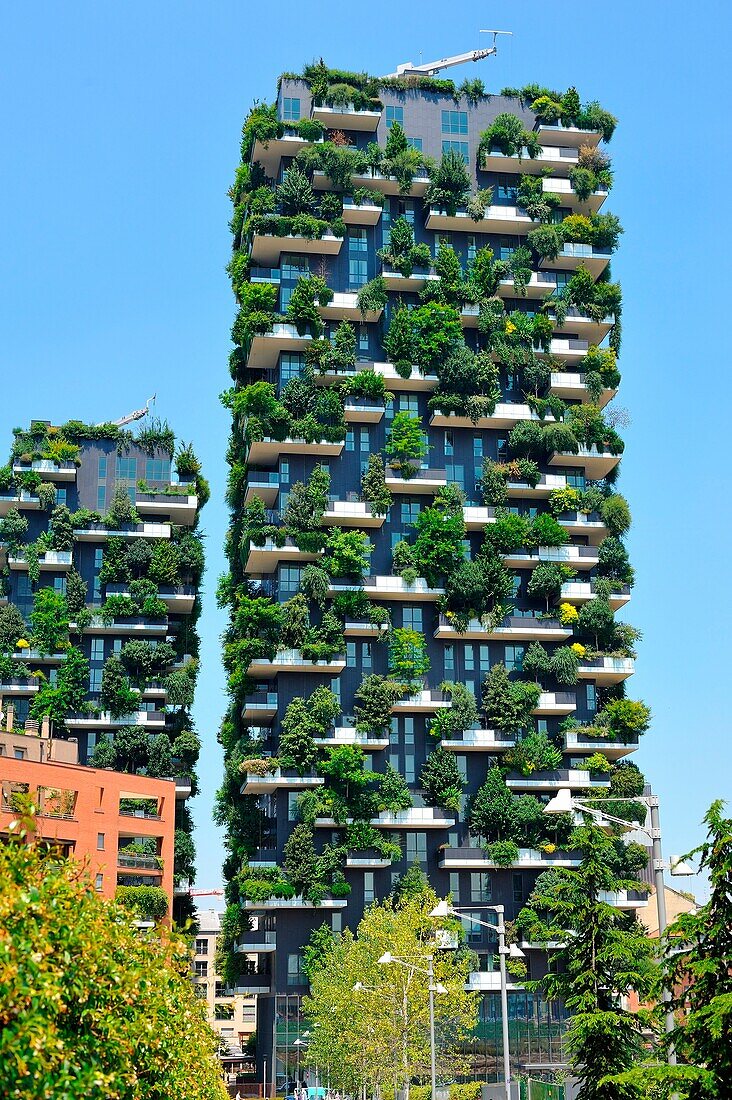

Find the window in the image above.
[
  {"left": 14, "top": 748, "right": 26, "bottom": 760},
  {"left": 280, "top": 353, "right": 304, "bottom": 382},
  {"left": 346, "top": 641, "right": 357, "bottom": 668},
  {"left": 499, "top": 237, "right": 516, "bottom": 262},
  {"left": 279, "top": 565, "right": 302, "bottom": 596},
  {"left": 195, "top": 938, "right": 208, "bottom": 955},
  {"left": 349, "top": 258, "right": 368, "bottom": 288},
  {"left": 215, "top": 1002, "right": 235, "bottom": 1020},
  {"left": 402, "top": 606, "right": 422, "bottom": 632},
  {"left": 145, "top": 459, "right": 171, "bottom": 482},
  {"left": 442, "top": 110, "right": 468, "bottom": 135},
  {"left": 89, "top": 668, "right": 103, "bottom": 693},
  {"left": 400, "top": 500, "right": 421, "bottom": 525},
  {"left": 53, "top": 576, "right": 66, "bottom": 595},
  {"left": 95, "top": 873, "right": 103, "bottom": 891},
  {"left": 357, "top": 324, "right": 369, "bottom": 353},
  {"left": 91, "top": 638, "right": 104, "bottom": 662},
  {"left": 442, "top": 140, "right": 469, "bottom": 162},
  {"left": 537, "top": 719, "right": 548, "bottom": 734},
  {"left": 98, "top": 457, "right": 108, "bottom": 479},
  {"left": 586, "top": 684, "right": 597, "bottom": 713},
  {"left": 406, "top": 136, "right": 423, "bottom": 151},
  {"left": 194, "top": 960, "right": 208, "bottom": 977},
  {"left": 505, "top": 645, "right": 525, "bottom": 672},
  {"left": 479, "top": 645, "right": 491, "bottom": 673},
  {"left": 97, "top": 485, "right": 106, "bottom": 511},
  {"left": 399, "top": 394, "right": 419, "bottom": 414},
  {"left": 364, "top": 872, "right": 375, "bottom": 904},
  {"left": 282, "top": 97, "right": 300, "bottom": 121},
  {"left": 445, "top": 463, "right": 465, "bottom": 488},
  {"left": 287, "top": 953, "right": 305, "bottom": 986},
  {"left": 513, "top": 873, "right": 524, "bottom": 904},
  {"left": 495, "top": 175, "right": 518, "bottom": 205},
  {"left": 56, "top": 488, "right": 66, "bottom": 505},
  {"left": 465, "top": 645, "right": 474, "bottom": 673},
  {"left": 116, "top": 457, "right": 137, "bottom": 481},
  {"left": 466, "top": 235, "right": 477, "bottom": 263},
  {"left": 288, "top": 792, "right": 299, "bottom": 821},
  {"left": 94, "top": 548, "right": 104, "bottom": 569},
  {"left": 332, "top": 912, "right": 342, "bottom": 932},
  {"left": 97, "top": 833, "right": 105, "bottom": 850},
  {"left": 449, "top": 872, "right": 460, "bottom": 901},
  {"left": 281, "top": 254, "right": 310, "bottom": 280},
  {"left": 444, "top": 429, "right": 454, "bottom": 457},
  {"left": 359, "top": 427, "right": 370, "bottom": 451},
  {"left": 406, "top": 832, "right": 427, "bottom": 866},
  {"left": 349, "top": 228, "right": 367, "bottom": 252},
  {"left": 362, "top": 642, "right": 372, "bottom": 671},
  {"left": 444, "top": 644, "right": 455, "bottom": 679},
  {"left": 497, "top": 437, "right": 509, "bottom": 462},
  {"left": 471, "top": 872, "right": 493, "bottom": 903},
  {"left": 466, "top": 912, "right": 483, "bottom": 944},
  {"left": 386, "top": 105, "right": 404, "bottom": 128}
]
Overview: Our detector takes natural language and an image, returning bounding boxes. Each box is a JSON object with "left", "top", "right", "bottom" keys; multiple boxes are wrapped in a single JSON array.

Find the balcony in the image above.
[
  {"left": 246, "top": 436, "right": 344, "bottom": 465},
  {"left": 552, "top": 509, "right": 607, "bottom": 544},
  {"left": 499, "top": 272, "right": 566, "bottom": 300},
  {"left": 425, "top": 204, "right": 537, "bottom": 235},
  {"left": 439, "top": 846, "right": 583, "bottom": 870},
  {"left": 564, "top": 728, "right": 639, "bottom": 760},
  {"left": 244, "top": 471, "right": 281, "bottom": 505},
  {"left": 431, "top": 404, "right": 559, "bottom": 432},
  {"left": 560, "top": 580, "right": 631, "bottom": 610},
  {"left": 541, "top": 175, "right": 607, "bottom": 213},
  {"left": 251, "top": 131, "right": 324, "bottom": 175},
  {"left": 318, "top": 291, "right": 383, "bottom": 323},
  {"left": 346, "top": 854, "right": 393, "bottom": 869},
  {"left": 468, "top": 972, "right": 522, "bottom": 992},
  {"left": 314, "top": 726, "right": 390, "bottom": 751},
  {"left": 249, "top": 231, "right": 343, "bottom": 267},
  {"left": 340, "top": 575, "right": 444, "bottom": 602},
  {"left": 240, "top": 768, "right": 324, "bottom": 795},
  {"left": 547, "top": 445, "right": 621, "bottom": 479},
  {"left": 0, "top": 679, "right": 40, "bottom": 696},
  {"left": 540, "top": 336, "right": 590, "bottom": 363},
  {"left": 503, "top": 544, "right": 600, "bottom": 571},
  {"left": 505, "top": 473, "right": 570, "bottom": 498},
  {"left": 533, "top": 691, "right": 577, "bottom": 716},
  {"left": 372, "top": 361, "right": 438, "bottom": 391},
  {"left": 550, "top": 371, "right": 616, "bottom": 408},
  {"left": 506, "top": 768, "right": 612, "bottom": 792},
  {"left": 374, "top": 807, "right": 456, "bottom": 829},
  {"left": 392, "top": 689, "right": 450, "bottom": 713},
  {"left": 481, "top": 144, "right": 579, "bottom": 174},
  {"left": 135, "top": 492, "right": 198, "bottom": 525},
  {"left": 105, "top": 583, "right": 196, "bottom": 614},
  {"left": 577, "top": 656, "right": 635, "bottom": 684},
  {"left": 12, "top": 459, "right": 76, "bottom": 483},
  {"left": 235, "top": 931, "right": 277, "bottom": 954},
  {"left": 381, "top": 268, "right": 439, "bottom": 293},
  {"left": 245, "top": 537, "right": 322, "bottom": 574},
  {"left": 342, "top": 197, "right": 382, "bottom": 225},
  {"left": 66, "top": 710, "right": 166, "bottom": 730},
  {"left": 434, "top": 614, "right": 571, "bottom": 642},
  {"left": 599, "top": 889, "right": 648, "bottom": 910},
  {"left": 8, "top": 550, "right": 72, "bottom": 572},
  {"left": 242, "top": 896, "right": 348, "bottom": 910},
  {"left": 74, "top": 522, "right": 171, "bottom": 542},
  {"left": 70, "top": 615, "right": 168, "bottom": 637},
  {"left": 385, "top": 467, "right": 447, "bottom": 495},
  {"left": 117, "top": 853, "right": 163, "bottom": 872},
  {"left": 344, "top": 397, "right": 386, "bottom": 424},
  {"left": 535, "top": 123, "right": 602, "bottom": 149},
  {"left": 242, "top": 691, "right": 278, "bottom": 724},
  {"left": 12, "top": 649, "right": 67, "bottom": 665},
  {"left": 343, "top": 620, "right": 388, "bottom": 639},
  {"left": 541, "top": 243, "right": 612, "bottom": 278},
  {"left": 246, "top": 649, "right": 346, "bottom": 677},
  {"left": 311, "top": 103, "right": 381, "bottom": 130},
  {"left": 323, "top": 499, "right": 385, "bottom": 528},
  {"left": 439, "top": 728, "right": 515, "bottom": 752},
  {"left": 314, "top": 169, "right": 430, "bottom": 199},
  {"left": 0, "top": 491, "right": 41, "bottom": 516},
  {"left": 246, "top": 323, "right": 311, "bottom": 368}
]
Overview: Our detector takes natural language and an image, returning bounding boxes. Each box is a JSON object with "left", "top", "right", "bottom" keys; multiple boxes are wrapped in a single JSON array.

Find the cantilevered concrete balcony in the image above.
[
  {"left": 245, "top": 537, "right": 321, "bottom": 574},
  {"left": 504, "top": 473, "right": 570, "bottom": 498},
  {"left": 246, "top": 436, "right": 344, "bottom": 465},
  {"left": 0, "top": 492, "right": 41, "bottom": 516},
  {"left": 391, "top": 689, "right": 450, "bottom": 713},
  {"left": 439, "top": 728, "right": 515, "bottom": 752},
  {"left": 506, "top": 768, "right": 611, "bottom": 792},
  {"left": 598, "top": 890, "right": 648, "bottom": 910},
  {"left": 323, "top": 499, "right": 385, "bottom": 527},
  {"left": 434, "top": 614, "right": 571, "bottom": 642},
  {"left": 314, "top": 727, "right": 390, "bottom": 751},
  {"left": 547, "top": 444, "right": 621, "bottom": 479},
  {"left": 311, "top": 104, "right": 381, "bottom": 131},
  {"left": 431, "top": 404, "right": 559, "bottom": 431},
  {"left": 481, "top": 144, "right": 580, "bottom": 175},
  {"left": 440, "top": 846, "right": 583, "bottom": 870},
  {"left": 550, "top": 371, "right": 617, "bottom": 408},
  {"left": 105, "top": 583, "right": 196, "bottom": 614},
  {"left": 344, "top": 398, "right": 386, "bottom": 424},
  {"left": 343, "top": 619, "right": 389, "bottom": 638},
  {"left": 74, "top": 522, "right": 171, "bottom": 542},
  {"left": 535, "top": 123, "right": 602, "bottom": 148},
  {"left": 240, "top": 768, "right": 325, "bottom": 795},
  {"left": 243, "top": 896, "right": 348, "bottom": 911},
  {"left": 314, "top": 169, "right": 430, "bottom": 198},
  {"left": 498, "top": 272, "right": 566, "bottom": 300},
  {"left": 244, "top": 471, "right": 281, "bottom": 505},
  {"left": 467, "top": 972, "right": 523, "bottom": 992},
  {"left": 548, "top": 309, "right": 613, "bottom": 346},
  {"left": 252, "top": 132, "right": 325, "bottom": 175},
  {"left": 553, "top": 510, "right": 607, "bottom": 544},
  {"left": 539, "top": 336, "right": 590, "bottom": 363},
  {"left": 8, "top": 550, "right": 72, "bottom": 572},
  {"left": 246, "top": 649, "right": 346, "bottom": 677},
  {"left": 235, "top": 931, "right": 277, "bottom": 954},
  {"left": 361, "top": 575, "right": 445, "bottom": 601},
  {"left": 66, "top": 709, "right": 166, "bottom": 730},
  {"left": 374, "top": 807, "right": 456, "bottom": 829},
  {"left": 12, "top": 460, "right": 76, "bottom": 483},
  {"left": 11, "top": 650, "right": 67, "bottom": 666},
  {"left": 564, "top": 728, "right": 639, "bottom": 760},
  {"left": 542, "top": 175, "right": 607, "bottom": 213},
  {"left": 560, "top": 580, "right": 631, "bottom": 610},
  {"left": 135, "top": 492, "right": 198, "bottom": 525},
  {"left": 534, "top": 691, "right": 577, "bottom": 715},
  {"left": 577, "top": 656, "right": 635, "bottom": 684},
  {"left": 69, "top": 615, "right": 168, "bottom": 637},
  {"left": 250, "top": 230, "right": 343, "bottom": 268},
  {"left": 504, "top": 544, "right": 600, "bottom": 570},
  {"left": 246, "top": 323, "right": 311, "bottom": 368},
  {"left": 342, "top": 197, "right": 383, "bottom": 225},
  {"left": 372, "top": 362, "right": 438, "bottom": 391},
  {"left": 346, "top": 854, "right": 393, "bottom": 869},
  {"left": 318, "top": 291, "right": 383, "bottom": 323},
  {"left": 381, "top": 268, "right": 439, "bottom": 293},
  {"left": 0, "top": 679, "right": 40, "bottom": 696},
  {"left": 241, "top": 691, "right": 278, "bottom": 724},
  {"left": 425, "top": 204, "right": 537, "bottom": 235},
  {"left": 385, "top": 467, "right": 447, "bottom": 494},
  {"left": 540, "top": 243, "right": 612, "bottom": 278}
]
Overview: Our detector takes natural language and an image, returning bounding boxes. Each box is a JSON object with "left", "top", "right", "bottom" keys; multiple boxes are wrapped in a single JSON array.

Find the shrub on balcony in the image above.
[
  {"left": 505, "top": 732, "right": 562, "bottom": 776},
  {"left": 425, "top": 148, "right": 472, "bottom": 215},
  {"left": 30, "top": 587, "right": 69, "bottom": 655},
  {"left": 286, "top": 274, "right": 333, "bottom": 337},
  {"left": 551, "top": 646, "right": 581, "bottom": 685},
  {"left": 30, "top": 648, "right": 89, "bottom": 728},
  {"left": 354, "top": 674, "right": 403, "bottom": 737},
  {"left": 100, "top": 655, "right": 139, "bottom": 719},
  {"left": 600, "top": 493, "right": 631, "bottom": 536},
  {"left": 411, "top": 497, "right": 466, "bottom": 587},
  {"left": 441, "top": 550, "right": 514, "bottom": 630},
  {"left": 389, "top": 628, "right": 430, "bottom": 689},
  {"left": 482, "top": 663, "right": 541, "bottom": 735},
  {"left": 385, "top": 412, "right": 429, "bottom": 477},
  {"left": 0, "top": 604, "right": 27, "bottom": 652},
  {"left": 115, "top": 885, "right": 169, "bottom": 922},
  {"left": 487, "top": 839, "right": 521, "bottom": 867},
  {"left": 596, "top": 699, "right": 651, "bottom": 741},
  {"left": 106, "top": 486, "right": 140, "bottom": 529},
  {"left": 577, "top": 597, "right": 616, "bottom": 650},
  {"left": 361, "top": 453, "right": 393, "bottom": 516},
  {"left": 480, "top": 458, "right": 541, "bottom": 506},
  {"left": 377, "top": 762, "right": 413, "bottom": 813},
  {"left": 411, "top": 301, "right": 463, "bottom": 372},
  {"left": 282, "top": 465, "right": 330, "bottom": 547},
  {"left": 598, "top": 536, "right": 634, "bottom": 586},
  {"left": 429, "top": 681, "right": 479, "bottom": 741},
  {"left": 477, "top": 113, "right": 542, "bottom": 160},
  {"left": 276, "top": 165, "right": 316, "bottom": 215},
  {"left": 344, "top": 369, "right": 387, "bottom": 402},
  {"left": 527, "top": 562, "right": 574, "bottom": 610},
  {"left": 356, "top": 275, "right": 387, "bottom": 316},
  {"left": 379, "top": 217, "right": 432, "bottom": 279},
  {"left": 526, "top": 512, "right": 569, "bottom": 550},
  {"left": 429, "top": 346, "right": 500, "bottom": 420},
  {"left": 527, "top": 224, "right": 562, "bottom": 262},
  {"left": 322, "top": 529, "right": 372, "bottom": 581},
  {"left": 420, "top": 748, "right": 464, "bottom": 812},
  {"left": 517, "top": 172, "right": 561, "bottom": 223},
  {"left": 279, "top": 687, "right": 339, "bottom": 772},
  {"left": 383, "top": 305, "right": 415, "bottom": 376},
  {"left": 382, "top": 122, "right": 426, "bottom": 193}
]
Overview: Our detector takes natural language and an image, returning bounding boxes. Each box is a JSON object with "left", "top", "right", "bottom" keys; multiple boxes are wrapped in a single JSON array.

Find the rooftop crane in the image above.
[
  {"left": 187, "top": 888, "right": 225, "bottom": 897},
  {"left": 382, "top": 32, "right": 512, "bottom": 80},
  {"left": 99, "top": 394, "right": 157, "bottom": 428}
]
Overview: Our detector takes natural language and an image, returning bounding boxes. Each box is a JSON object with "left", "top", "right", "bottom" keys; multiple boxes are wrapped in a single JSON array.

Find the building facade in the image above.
[
  {"left": 193, "top": 908, "right": 257, "bottom": 1077},
  {"left": 220, "top": 63, "right": 646, "bottom": 1082},
  {"left": 0, "top": 417, "right": 206, "bottom": 920}
]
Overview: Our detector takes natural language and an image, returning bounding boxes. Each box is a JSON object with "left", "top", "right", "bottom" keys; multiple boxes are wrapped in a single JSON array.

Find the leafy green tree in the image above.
[
  {"left": 354, "top": 675, "right": 403, "bottom": 737},
  {"left": 286, "top": 274, "right": 333, "bottom": 337},
  {"left": 100, "top": 655, "right": 139, "bottom": 719},
  {"left": 600, "top": 494, "right": 631, "bottom": 536},
  {"left": 30, "top": 647, "right": 89, "bottom": 727},
  {"left": 300, "top": 563, "right": 330, "bottom": 607},
  {"left": 523, "top": 641, "right": 551, "bottom": 683},
  {"left": 283, "top": 822, "right": 319, "bottom": 896},
  {"left": 578, "top": 597, "right": 616, "bottom": 649},
  {"left": 392, "top": 860, "right": 430, "bottom": 904},
  {"left": 526, "top": 821, "right": 656, "bottom": 1100},
  {"left": 420, "top": 748, "right": 464, "bottom": 811},
  {"left": 389, "top": 628, "right": 430, "bottom": 687},
  {"left": 411, "top": 501, "right": 465, "bottom": 586},
  {"left": 0, "top": 508, "right": 29, "bottom": 554},
  {"left": 429, "top": 681, "right": 479, "bottom": 740},
  {"left": 527, "top": 562, "right": 573, "bottom": 610},
  {"left": 526, "top": 512, "right": 569, "bottom": 549},
  {"left": 147, "top": 732, "right": 174, "bottom": 779},
  {"left": 377, "top": 763, "right": 413, "bottom": 813},
  {"left": 469, "top": 766, "right": 517, "bottom": 841},
  {"left": 281, "top": 593, "right": 310, "bottom": 648},
  {"left": 106, "top": 485, "right": 139, "bottom": 527},
  {"left": 482, "top": 663, "right": 541, "bottom": 735},
  {"left": 0, "top": 603, "right": 28, "bottom": 652},
  {"left": 361, "top": 453, "right": 393, "bottom": 516},
  {"left": 323, "top": 528, "right": 372, "bottom": 580},
  {"left": 276, "top": 164, "right": 315, "bottom": 215},
  {"left": 550, "top": 645, "right": 581, "bottom": 685},
  {"left": 64, "top": 567, "right": 87, "bottom": 616},
  {"left": 386, "top": 412, "right": 428, "bottom": 473},
  {"left": 425, "top": 149, "right": 472, "bottom": 215},
  {"left": 410, "top": 301, "right": 463, "bottom": 371},
  {"left": 504, "top": 731, "right": 562, "bottom": 776},
  {"left": 600, "top": 699, "right": 651, "bottom": 741},
  {"left": 173, "top": 827, "right": 196, "bottom": 884},
  {"left": 598, "top": 536, "right": 635, "bottom": 585},
  {"left": 109, "top": 725, "right": 150, "bottom": 772},
  {"left": 443, "top": 550, "right": 514, "bottom": 628},
  {"left": 0, "top": 809, "right": 226, "bottom": 1100},
  {"left": 49, "top": 504, "right": 74, "bottom": 551}
]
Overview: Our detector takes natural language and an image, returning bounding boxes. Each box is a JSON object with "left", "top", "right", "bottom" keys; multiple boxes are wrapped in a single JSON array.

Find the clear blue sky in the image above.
[{"left": 2, "top": 1, "right": 729, "bottom": 901}]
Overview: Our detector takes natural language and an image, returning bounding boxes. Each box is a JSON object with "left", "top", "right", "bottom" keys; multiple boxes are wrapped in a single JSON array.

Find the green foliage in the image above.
[
  {"left": 286, "top": 274, "right": 333, "bottom": 337},
  {"left": 420, "top": 748, "right": 464, "bottom": 811},
  {"left": 276, "top": 164, "right": 316, "bottom": 215},
  {"left": 482, "top": 663, "right": 541, "bottom": 735},
  {"left": 487, "top": 839, "right": 520, "bottom": 867},
  {"left": 0, "top": 603, "right": 27, "bottom": 652},
  {"left": 100, "top": 655, "right": 139, "bottom": 719},
  {"left": 29, "top": 587, "right": 69, "bottom": 655},
  {"left": 377, "top": 763, "right": 413, "bottom": 813},
  {"left": 411, "top": 498, "right": 465, "bottom": 586},
  {"left": 477, "top": 113, "right": 542, "bottom": 160},
  {"left": 504, "top": 732, "right": 562, "bottom": 776},
  {"left": 30, "top": 648, "right": 89, "bottom": 727},
  {"left": 361, "top": 454, "right": 393, "bottom": 516},
  {"left": 356, "top": 276, "right": 387, "bottom": 316},
  {"left": 578, "top": 597, "right": 616, "bottom": 649},
  {"left": 429, "top": 681, "right": 479, "bottom": 741},
  {"left": 354, "top": 675, "right": 403, "bottom": 737},
  {"left": 598, "top": 536, "right": 635, "bottom": 586},
  {"left": 600, "top": 494, "right": 631, "bottom": 536},
  {"left": 385, "top": 412, "right": 428, "bottom": 474},
  {"left": 279, "top": 687, "right": 340, "bottom": 772},
  {"left": 323, "top": 528, "right": 372, "bottom": 580},
  {"left": 425, "top": 148, "right": 472, "bottom": 215},
  {"left": 388, "top": 628, "right": 430, "bottom": 687},
  {"left": 598, "top": 699, "right": 651, "bottom": 741},
  {"left": 106, "top": 485, "right": 139, "bottom": 528}
]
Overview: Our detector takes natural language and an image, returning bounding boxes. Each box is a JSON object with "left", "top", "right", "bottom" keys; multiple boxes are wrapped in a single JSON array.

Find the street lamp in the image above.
[
  {"left": 430, "top": 900, "right": 521, "bottom": 1100},
  {"left": 543, "top": 786, "right": 693, "bottom": 1065},
  {"left": 293, "top": 1038, "right": 308, "bottom": 1088},
  {"left": 377, "top": 951, "right": 446, "bottom": 1100}
]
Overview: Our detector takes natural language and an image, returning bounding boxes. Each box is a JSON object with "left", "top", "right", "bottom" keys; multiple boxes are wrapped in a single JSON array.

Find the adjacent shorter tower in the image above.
[
  {"left": 0, "top": 417, "right": 207, "bottom": 921},
  {"left": 219, "top": 62, "right": 648, "bottom": 1081}
]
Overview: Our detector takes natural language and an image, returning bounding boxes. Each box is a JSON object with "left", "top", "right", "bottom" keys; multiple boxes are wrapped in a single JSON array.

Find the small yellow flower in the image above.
[
  {"left": 505, "top": 319, "right": 517, "bottom": 334},
  {"left": 16, "top": 638, "right": 30, "bottom": 649},
  {"left": 571, "top": 642, "right": 586, "bottom": 656}
]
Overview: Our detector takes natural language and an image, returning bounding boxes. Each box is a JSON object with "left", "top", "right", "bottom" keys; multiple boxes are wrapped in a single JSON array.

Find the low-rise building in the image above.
[{"left": 193, "top": 908, "right": 257, "bottom": 1062}]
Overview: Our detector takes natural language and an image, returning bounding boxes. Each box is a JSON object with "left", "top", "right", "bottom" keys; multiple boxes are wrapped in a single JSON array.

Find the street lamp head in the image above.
[
  {"left": 430, "top": 899, "right": 451, "bottom": 918},
  {"left": 377, "top": 952, "right": 393, "bottom": 965},
  {"left": 670, "top": 855, "right": 695, "bottom": 876},
  {"left": 353, "top": 981, "right": 365, "bottom": 991},
  {"left": 432, "top": 982, "right": 448, "bottom": 994},
  {"left": 508, "top": 943, "right": 525, "bottom": 958},
  {"left": 543, "top": 787, "right": 575, "bottom": 815}
]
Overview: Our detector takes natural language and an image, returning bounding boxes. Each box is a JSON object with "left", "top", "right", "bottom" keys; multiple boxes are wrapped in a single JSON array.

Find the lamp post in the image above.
[
  {"left": 377, "top": 952, "right": 447, "bottom": 1100},
  {"left": 543, "top": 786, "right": 694, "bottom": 1066},
  {"left": 293, "top": 1038, "right": 307, "bottom": 1089},
  {"left": 430, "top": 900, "right": 523, "bottom": 1100}
]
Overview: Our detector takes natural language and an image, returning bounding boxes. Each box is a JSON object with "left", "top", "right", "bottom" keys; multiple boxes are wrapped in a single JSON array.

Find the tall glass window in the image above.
[
  {"left": 282, "top": 97, "right": 300, "bottom": 122},
  {"left": 386, "top": 106, "right": 404, "bottom": 128},
  {"left": 442, "top": 140, "right": 469, "bottom": 162},
  {"left": 441, "top": 110, "right": 468, "bottom": 135}
]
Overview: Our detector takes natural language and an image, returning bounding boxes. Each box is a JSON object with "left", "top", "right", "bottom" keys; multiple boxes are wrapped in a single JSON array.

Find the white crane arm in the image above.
[
  {"left": 383, "top": 47, "right": 495, "bottom": 80},
  {"left": 102, "top": 394, "right": 157, "bottom": 428}
]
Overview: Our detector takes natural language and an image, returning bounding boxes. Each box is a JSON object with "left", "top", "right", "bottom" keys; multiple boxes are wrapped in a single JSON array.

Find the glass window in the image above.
[
  {"left": 386, "top": 106, "right": 404, "bottom": 128},
  {"left": 400, "top": 395, "right": 419, "bottom": 414},
  {"left": 145, "top": 459, "right": 171, "bottom": 482},
  {"left": 471, "top": 872, "right": 493, "bottom": 903},
  {"left": 364, "top": 872, "right": 375, "bottom": 904},
  {"left": 465, "top": 645, "right": 474, "bottom": 672},
  {"left": 283, "top": 97, "right": 300, "bottom": 122},
  {"left": 95, "top": 873, "right": 103, "bottom": 891},
  {"left": 513, "top": 873, "right": 524, "bottom": 904},
  {"left": 349, "top": 258, "right": 368, "bottom": 288},
  {"left": 287, "top": 953, "right": 305, "bottom": 986},
  {"left": 400, "top": 500, "right": 421, "bottom": 525},
  {"left": 346, "top": 642, "right": 357, "bottom": 668},
  {"left": 97, "top": 485, "right": 106, "bottom": 511},
  {"left": 288, "top": 792, "right": 299, "bottom": 821},
  {"left": 406, "top": 832, "right": 427, "bottom": 865},
  {"left": 346, "top": 429, "right": 355, "bottom": 452},
  {"left": 349, "top": 228, "right": 368, "bottom": 252},
  {"left": 362, "top": 642, "right": 372, "bottom": 670},
  {"left": 402, "top": 606, "right": 422, "bottom": 632},
  {"left": 53, "top": 576, "right": 66, "bottom": 594},
  {"left": 441, "top": 110, "right": 468, "bottom": 135},
  {"left": 444, "top": 429, "right": 454, "bottom": 457},
  {"left": 466, "top": 235, "right": 477, "bottom": 263},
  {"left": 406, "top": 136, "right": 423, "bottom": 151},
  {"left": 496, "top": 175, "right": 518, "bottom": 204},
  {"left": 194, "top": 960, "right": 208, "bottom": 977},
  {"left": 279, "top": 566, "right": 302, "bottom": 596},
  {"left": 586, "top": 684, "right": 597, "bottom": 712},
  {"left": 442, "top": 140, "right": 469, "bottom": 162},
  {"left": 445, "top": 463, "right": 464, "bottom": 488},
  {"left": 444, "top": 644, "right": 455, "bottom": 678},
  {"left": 195, "top": 938, "right": 208, "bottom": 955},
  {"left": 98, "top": 457, "right": 108, "bottom": 479},
  {"left": 505, "top": 645, "right": 525, "bottom": 672},
  {"left": 56, "top": 488, "right": 66, "bottom": 505},
  {"left": 449, "top": 872, "right": 460, "bottom": 901},
  {"left": 281, "top": 254, "right": 310, "bottom": 280},
  {"left": 332, "top": 912, "right": 342, "bottom": 932},
  {"left": 116, "top": 457, "right": 137, "bottom": 481},
  {"left": 280, "top": 353, "right": 304, "bottom": 381},
  {"left": 89, "top": 668, "right": 103, "bottom": 693},
  {"left": 360, "top": 428, "right": 370, "bottom": 451},
  {"left": 91, "top": 638, "right": 105, "bottom": 662},
  {"left": 97, "top": 833, "right": 105, "bottom": 850},
  {"left": 466, "top": 912, "right": 483, "bottom": 944}
]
